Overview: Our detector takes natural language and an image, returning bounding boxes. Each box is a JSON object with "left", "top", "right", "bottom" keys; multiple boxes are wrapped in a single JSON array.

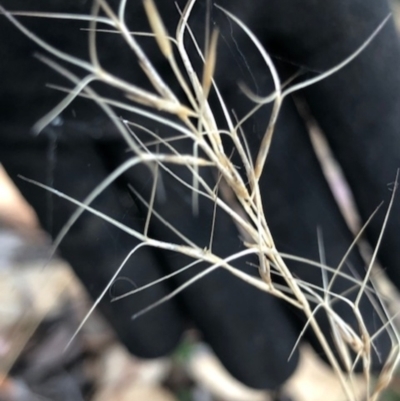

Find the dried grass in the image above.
[{"left": 0, "top": 1, "right": 399, "bottom": 400}]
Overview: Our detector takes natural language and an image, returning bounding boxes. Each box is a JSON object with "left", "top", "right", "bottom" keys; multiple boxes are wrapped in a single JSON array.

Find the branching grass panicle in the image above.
[{"left": 0, "top": 1, "right": 398, "bottom": 400}]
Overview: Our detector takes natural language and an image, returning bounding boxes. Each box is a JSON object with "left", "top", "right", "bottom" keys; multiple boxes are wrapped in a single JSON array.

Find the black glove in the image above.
[{"left": 0, "top": 0, "right": 399, "bottom": 391}]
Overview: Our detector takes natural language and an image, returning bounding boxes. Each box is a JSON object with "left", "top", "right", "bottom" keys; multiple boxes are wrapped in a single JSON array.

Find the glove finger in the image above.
[
  {"left": 262, "top": 97, "right": 392, "bottom": 372},
  {"left": 96, "top": 132, "right": 300, "bottom": 390},
  {"left": 302, "top": 18, "right": 400, "bottom": 288},
  {"left": 204, "top": 15, "right": 392, "bottom": 374},
  {"left": 0, "top": 128, "right": 186, "bottom": 358}
]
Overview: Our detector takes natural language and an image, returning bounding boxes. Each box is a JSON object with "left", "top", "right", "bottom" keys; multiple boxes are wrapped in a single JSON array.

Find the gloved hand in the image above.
[{"left": 1, "top": 0, "right": 400, "bottom": 392}]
